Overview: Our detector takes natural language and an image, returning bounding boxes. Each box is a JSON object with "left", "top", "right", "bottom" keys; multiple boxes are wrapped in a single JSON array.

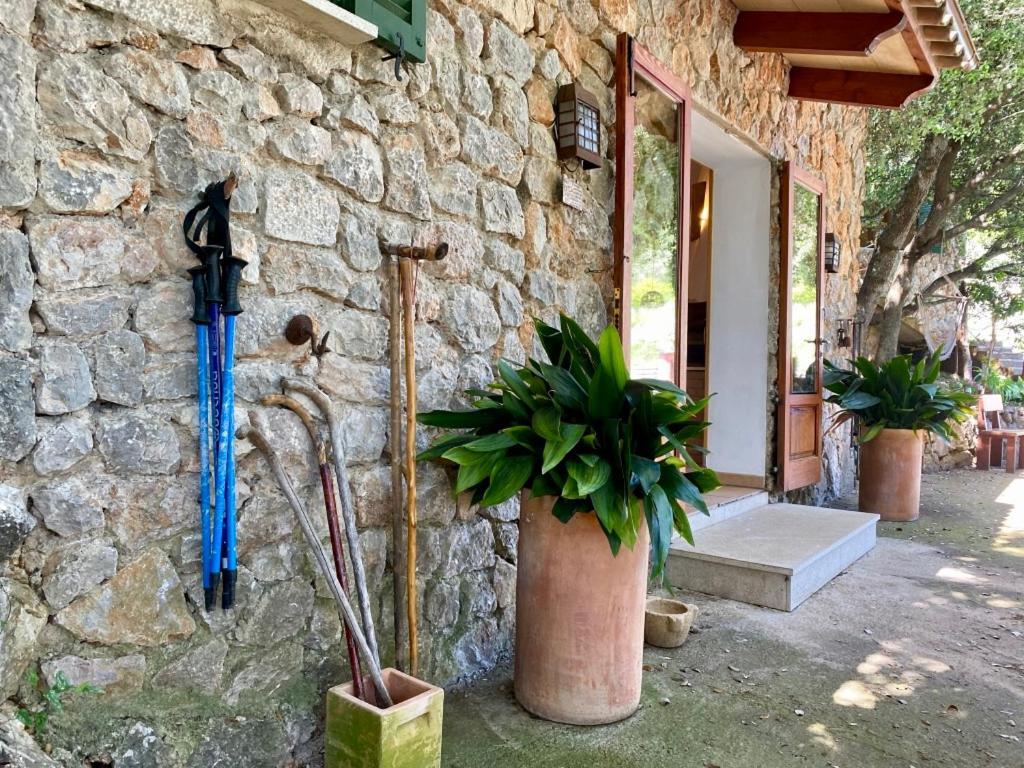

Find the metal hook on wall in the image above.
[
  {"left": 382, "top": 32, "right": 406, "bottom": 82},
  {"left": 285, "top": 314, "right": 330, "bottom": 358}
]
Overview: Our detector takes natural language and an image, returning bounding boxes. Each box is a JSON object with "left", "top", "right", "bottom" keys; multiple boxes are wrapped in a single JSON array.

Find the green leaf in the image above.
[
  {"left": 647, "top": 485, "right": 675, "bottom": 579},
  {"left": 858, "top": 421, "right": 888, "bottom": 444},
  {"left": 502, "top": 426, "right": 541, "bottom": 449},
  {"left": 541, "top": 422, "right": 586, "bottom": 473},
  {"left": 502, "top": 390, "right": 531, "bottom": 422},
  {"left": 552, "top": 496, "right": 584, "bottom": 523},
  {"left": 659, "top": 464, "right": 709, "bottom": 516},
  {"left": 536, "top": 361, "right": 588, "bottom": 412},
  {"left": 480, "top": 455, "right": 534, "bottom": 506},
  {"left": 418, "top": 408, "right": 505, "bottom": 429},
  {"left": 463, "top": 433, "right": 518, "bottom": 452},
  {"left": 416, "top": 433, "right": 476, "bottom": 461},
  {"left": 454, "top": 452, "right": 502, "bottom": 494},
  {"left": 841, "top": 391, "right": 882, "bottom": 410},
  {"left": 534, "top": 317, "right": 566, "bottom": 365},
  {"left": 567, "top": 456, "right": 612, "bottom": 496},
  {"left": 532, "top": 406, "right": 562, "bottom": 442},
  {"left": 498, "top": 359, "right": 538, "bottom": 410},
  {"left": 635, "top": 378, "right": 688, "bottom": 399},
  {"left": 590, "top": 483, "right": 624, "bottom": 534},
  {"left": 631, "top": 456, "right": 661, "bottom": 493},
  {"left": 597, "top": 325, "right": 629, "bottom": 392},
  {"left": 530, "top": 474, "right": 559, "bottom": 498}
]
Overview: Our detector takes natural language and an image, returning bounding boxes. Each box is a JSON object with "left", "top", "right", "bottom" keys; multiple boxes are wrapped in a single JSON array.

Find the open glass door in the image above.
[
  {"left": 778, "top": 162, "right": 825, "bottom": 491},
  {"left": 614, "top": 34, "right": 692, "bottom": 388}
]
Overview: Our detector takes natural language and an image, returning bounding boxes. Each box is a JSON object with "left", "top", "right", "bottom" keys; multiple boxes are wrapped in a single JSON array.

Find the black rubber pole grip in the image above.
[
  {"left": 221, "top": 569, "right": 236, "bottom": 610},
  {"left": 221, "top": 257, "right": 248, "bottom": 316},
  {"left": 189, "top": 266, "right": 210, "bottom": 325},
  {"left": 203, "top": 246, "right": 224, "bottom": 305}
]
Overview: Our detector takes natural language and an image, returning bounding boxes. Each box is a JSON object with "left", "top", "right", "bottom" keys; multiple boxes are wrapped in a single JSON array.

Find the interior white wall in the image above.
[{"left": 691, "top": 111, "right": 771, "bottom": 479}]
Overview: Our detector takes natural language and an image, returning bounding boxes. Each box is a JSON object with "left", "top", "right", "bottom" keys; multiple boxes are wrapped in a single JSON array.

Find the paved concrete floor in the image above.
[{"left": 442, "top": 470, "right": 1024, "bottom": 767}]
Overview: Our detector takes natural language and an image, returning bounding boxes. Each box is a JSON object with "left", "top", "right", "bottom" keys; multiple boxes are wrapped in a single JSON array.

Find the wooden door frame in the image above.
[
  {"left": 614, "top": 33, "right": 693, "bottom": 389},
  {"left": 777, "top": 161, "right": 826, "bottom": 492}
]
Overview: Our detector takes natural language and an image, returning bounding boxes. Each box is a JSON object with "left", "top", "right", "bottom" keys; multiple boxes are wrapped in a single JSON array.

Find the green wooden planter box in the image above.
[{"left": 325, "top": 668, "right": 443, "bottom": 768}]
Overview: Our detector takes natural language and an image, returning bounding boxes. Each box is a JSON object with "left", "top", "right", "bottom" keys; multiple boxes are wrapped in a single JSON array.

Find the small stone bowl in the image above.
[{"left": 644, "top": 597, "right": 699, "bottom": 648}]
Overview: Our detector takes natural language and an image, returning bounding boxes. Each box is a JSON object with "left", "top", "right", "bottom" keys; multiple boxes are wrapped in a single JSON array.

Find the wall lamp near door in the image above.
[
  {"left": 555, "top": 83, "right": 602, "bottom": 169},
  {"left": 824, "top": 233, "right": 842, "bottom": 273}
]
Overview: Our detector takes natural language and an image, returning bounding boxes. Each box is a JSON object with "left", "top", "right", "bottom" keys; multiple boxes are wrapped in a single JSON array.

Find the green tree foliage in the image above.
[{"left": 860, "top": 0, "right": 1024, "bottom": 359}]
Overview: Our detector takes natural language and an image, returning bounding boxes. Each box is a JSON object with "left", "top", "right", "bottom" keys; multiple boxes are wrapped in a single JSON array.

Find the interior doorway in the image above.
[
  {"left": 614, "top": 36, "right": 771, "bottom": 490},
  {"left": 687, "top": 160, "right": 713, "bottom": 461}
]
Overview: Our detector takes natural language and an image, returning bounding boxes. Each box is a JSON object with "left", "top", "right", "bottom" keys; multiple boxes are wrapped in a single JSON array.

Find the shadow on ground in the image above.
[{"left": 441, "top": 470, "right": 1024, "bottom": 768}]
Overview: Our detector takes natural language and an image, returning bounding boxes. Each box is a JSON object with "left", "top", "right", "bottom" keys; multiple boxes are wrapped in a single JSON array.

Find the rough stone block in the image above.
[
  {"left": 36, "top": 340, "right": 95, "bottom": 415},
  {"left": 32, "top": 415, "right": 91, "bottom": 475},
  {"left": 264, "top": 169, "right": 340, "bottom": 246},
  {"left": 0, "top": 34, "right": 36, "bottom": 208},
  {"left": 42, "top": 538, "right": 118, "bottom": 610},
  {"left": 0, "top": 230, "right": 33, "bottom": 352},
  {"left": 323, "top": 129, "right": 384, "bottom": 202},
  {"left": 96, "top": 411, "right": 180, "bottom": 475},
  {"left": 56, "top": 549, "right": 195, "bottom": 646}
]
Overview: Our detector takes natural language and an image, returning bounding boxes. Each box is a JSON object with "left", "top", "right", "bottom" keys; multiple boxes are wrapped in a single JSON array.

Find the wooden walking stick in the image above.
[
  {"left": 399, "top": 256, "right": 419, "bottom": 676},
  {"left": 262, "top": 394, "right": 364, "bottom": 700},
  {"left": 241, "top": 416, "right": 393, "bottom": 707},
  {"left": 280, "top": 379, "right": 381, "bottom": 665},
  {"left": 387, "top": 258, "right": 407, "bottom": 671},
  {"left": 384, "top": 242, "right": 447, "bottom": 678}
]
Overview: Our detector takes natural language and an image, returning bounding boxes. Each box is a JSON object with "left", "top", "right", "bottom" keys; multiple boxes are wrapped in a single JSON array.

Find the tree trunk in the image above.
[
  {"left": 876, "top": 300, "right": 904, "bottom": 361},
  {"left": 857, "top": 135, "right": 950, "bottom": 331},
  {"left": 874, "top": 265, "right": 911, "bottom": 361}
]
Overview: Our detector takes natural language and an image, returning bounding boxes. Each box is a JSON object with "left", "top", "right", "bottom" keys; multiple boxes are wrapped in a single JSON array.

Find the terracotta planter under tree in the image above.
[
  {"left": 858, "top": 428, "right": 924, "bottom": 522},
  {"left": 418, "top": 315, "right": 719, "bottom": 726},
  {"left": 824, "top": 350, "right": 976, "bottom": 523}
]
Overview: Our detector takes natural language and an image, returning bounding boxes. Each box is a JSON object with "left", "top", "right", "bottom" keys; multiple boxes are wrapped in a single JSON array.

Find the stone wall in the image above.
[{"left": 0, "top": 0, "right": 866, "bottom": 764}]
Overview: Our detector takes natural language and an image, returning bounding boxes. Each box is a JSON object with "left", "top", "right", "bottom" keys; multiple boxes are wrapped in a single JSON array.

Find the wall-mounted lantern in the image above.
[
  {"left": 824, "top": 233, "right": 842, "bottom": 274},
  {"left": 555, "top": 83, "right": 602, "bottom": 170}
]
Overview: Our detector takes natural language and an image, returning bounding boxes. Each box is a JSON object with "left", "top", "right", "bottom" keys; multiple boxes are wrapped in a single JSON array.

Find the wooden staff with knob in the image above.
[{"left": 384, "top": 241, "right": 448, "bottom": 678}]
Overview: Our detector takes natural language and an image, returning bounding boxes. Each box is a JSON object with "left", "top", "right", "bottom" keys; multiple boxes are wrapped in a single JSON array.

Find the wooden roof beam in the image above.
[
  {"left": 788, "top": 67, "right": 935, "bottom": 109},
  {"left": 735, "top": 11, "right": 907, "bottom": 57}
]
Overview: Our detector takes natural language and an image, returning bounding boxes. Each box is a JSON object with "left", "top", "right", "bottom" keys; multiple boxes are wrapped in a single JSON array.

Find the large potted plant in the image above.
[
  {"left": 418, "top": 315, "right": 718, "bottom": 725},
  {"left": 824, "top": 350, "right": 976, "bottom": 522}
]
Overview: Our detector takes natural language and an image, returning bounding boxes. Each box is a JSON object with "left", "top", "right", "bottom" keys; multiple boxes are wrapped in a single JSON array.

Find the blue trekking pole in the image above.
[
  {"left": 204, "top": 244, "right": 226, "bottom": 608},
  {"left": 219, "top": 253, "right": 247, "bottom": 609},
  {"left": 183, "top": 175, "right": 239, "bottom": 610},
  {"left": 188, "top": 267, "right": 213, "bottom": 607}
]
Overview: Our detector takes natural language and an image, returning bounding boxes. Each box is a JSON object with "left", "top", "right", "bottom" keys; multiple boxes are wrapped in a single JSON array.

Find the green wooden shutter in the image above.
[{"left": 334, "top": 0, "right": 426, "bottom": 63}]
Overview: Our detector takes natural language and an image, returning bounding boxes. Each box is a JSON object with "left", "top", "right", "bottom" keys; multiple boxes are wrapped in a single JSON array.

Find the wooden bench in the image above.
[{"left": 977, "top": 394, "right": 1024, "bottom": 473}]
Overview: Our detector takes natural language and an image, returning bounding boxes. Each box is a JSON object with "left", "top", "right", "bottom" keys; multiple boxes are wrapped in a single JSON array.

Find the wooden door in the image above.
[
  {"left": 778, "top": 162, "right": 826, "bottom": 491},
  {"left": 614, "top": 34, "right": 692, "bottom": 389}
]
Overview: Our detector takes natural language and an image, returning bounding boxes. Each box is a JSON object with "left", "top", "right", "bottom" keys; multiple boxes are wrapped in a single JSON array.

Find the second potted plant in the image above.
[
  {"left": 824, "top": 350, "right": 976, "bottom": 522},
  {"left": 418, "top": 315, "right": 718, "bottom": 725}
]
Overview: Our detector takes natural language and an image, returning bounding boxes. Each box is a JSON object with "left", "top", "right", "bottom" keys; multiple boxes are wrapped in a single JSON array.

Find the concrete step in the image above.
[
  {"left": 689, "top": 488, "right": 770, "bottom": 533},
  {"left": 668, "top": 503, "right": 879, "bottom": 611}
]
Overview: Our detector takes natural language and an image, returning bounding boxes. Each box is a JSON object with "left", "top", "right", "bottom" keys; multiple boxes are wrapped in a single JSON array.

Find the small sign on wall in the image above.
[{"left": 562, "top": 176, "right": 586, "bottom": 211}]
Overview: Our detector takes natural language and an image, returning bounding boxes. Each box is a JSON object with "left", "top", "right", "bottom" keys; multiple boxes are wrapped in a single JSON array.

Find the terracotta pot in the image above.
[
  {"left": 514, "top": 493, "right": 649, "bottom": 725},
  {"left": 859, "top": 428, "right": 924, "bottom": 522}
]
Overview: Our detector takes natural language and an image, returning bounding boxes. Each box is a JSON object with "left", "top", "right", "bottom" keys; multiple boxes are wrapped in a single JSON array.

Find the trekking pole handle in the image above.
[
  {"left": 188, "top": 266, "right": 210, "bottom": 325},
  {"left": 221, "top": 257, "right": 248, "bottom": 316},
  {"left": 202, "top": 246, "right": 224, "bottom": 305}
]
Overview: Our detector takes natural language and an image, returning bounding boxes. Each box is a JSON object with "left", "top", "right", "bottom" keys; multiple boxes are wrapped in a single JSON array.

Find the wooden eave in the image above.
[{"left": 732, "top": 1, "right": 979, "bottom": 109}]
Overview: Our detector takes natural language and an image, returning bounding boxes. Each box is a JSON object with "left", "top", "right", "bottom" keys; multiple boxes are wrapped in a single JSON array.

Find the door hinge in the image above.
[{"left": 613, "top": 287, "right": 622, "bottom": 325}]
